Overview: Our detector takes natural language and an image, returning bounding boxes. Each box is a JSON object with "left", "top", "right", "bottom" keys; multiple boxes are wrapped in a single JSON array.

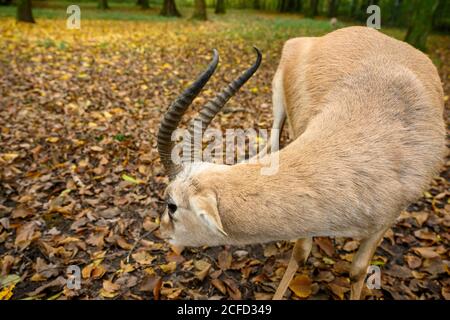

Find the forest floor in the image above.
[{"left": 0, "top": 11, "right": 449, "bottom": 300}]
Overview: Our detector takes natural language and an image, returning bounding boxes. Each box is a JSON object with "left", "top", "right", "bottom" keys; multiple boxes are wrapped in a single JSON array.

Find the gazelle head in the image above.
[{"left": 156, "top": 48, "right": 262, "bottom": 247}]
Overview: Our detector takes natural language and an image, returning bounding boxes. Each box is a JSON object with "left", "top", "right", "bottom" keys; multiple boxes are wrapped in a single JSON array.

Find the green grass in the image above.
[
  {"left": 3, "top": 0, "right": 448, "bottom": 48},
  {"left": 0, "top": 2, "right": 346, "bottom": 36}
]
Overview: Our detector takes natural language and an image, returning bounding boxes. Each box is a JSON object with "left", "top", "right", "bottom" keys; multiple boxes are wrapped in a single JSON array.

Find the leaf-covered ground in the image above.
[{"left": 0, "top": 12, "right": 449, "bottom": 300}]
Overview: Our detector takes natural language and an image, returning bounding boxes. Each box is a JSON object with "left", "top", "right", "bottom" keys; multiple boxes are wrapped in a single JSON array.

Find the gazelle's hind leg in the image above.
[
  {"left": 349, "top": 227, "right": 388, "bottom": 300},
  {"left": 273, "top": 238, "right": 312, "bottom": 300},
  {"left": 269, "top": 70, "right": 287, "bottom": 153},
  {"left": 255, "top": 70, "right": 287, "bottom": 159}
]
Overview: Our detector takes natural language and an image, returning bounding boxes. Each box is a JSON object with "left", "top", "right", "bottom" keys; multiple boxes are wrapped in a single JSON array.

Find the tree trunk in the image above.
[
  {"left": 306, "top": 0, "right": 319, "bottom": 17},
  {"left": 405, "top": 0, "right": 440, "bottom": 51},
  {"left": 137, "top": 0, "right": 149, "bottom": 9},
  {"left": 253, "top": 0, "right": 260, "bottom": 10},
  {"left": 279, "top": 0, "right": 301, "bottom": 12},
  {"left": 349, "top": 0, "right": 359, "bottom": 18},
  {"left": 327, "top": 0, "right": 339, "bottom": 17},
  {"left": 160, "top": 0, "right": 181, "bottom": 17},
  {"left": 215, "top": 0, "right": 226, "bottom": 14},
  {"left": 192, "top": 0, "right": 207, "bottom": 20},
  {"left": 16, "top": 0, "right": 35, "bottom": 23},
  {"left": 389, "top": 0, "right": 402, "bottom": 25},
  {"left": 98, "top": 0, "right": 109, "bottom": 10}
]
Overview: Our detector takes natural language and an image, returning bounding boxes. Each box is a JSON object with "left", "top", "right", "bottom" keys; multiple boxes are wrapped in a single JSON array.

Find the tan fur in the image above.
[{"left": 159, "top": 26, "right": 446, "bottom": 299}]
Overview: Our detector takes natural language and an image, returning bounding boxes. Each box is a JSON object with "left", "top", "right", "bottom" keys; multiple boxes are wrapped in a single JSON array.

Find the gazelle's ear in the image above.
[{"left": 190, "top": 191, "right": 228, "bottom": 237}]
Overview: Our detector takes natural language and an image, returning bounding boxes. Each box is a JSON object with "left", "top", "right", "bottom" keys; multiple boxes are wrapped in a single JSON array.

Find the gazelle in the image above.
[{"left": 156, "top": 26, "right": 446, "bottom": 300}]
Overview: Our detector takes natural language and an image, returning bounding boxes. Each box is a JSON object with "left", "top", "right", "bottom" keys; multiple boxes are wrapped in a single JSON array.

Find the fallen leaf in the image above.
[
  {"left": 15, "top": 221, "right": 40, "bottom": 251},
  {"left": 218, "top": 250, "right": 232, "bottom": 270},
  {"left": 160, "top": 261, "right": 177, "bottom": 273},
  {"left": 343, "top": 240, "right": 359, "bottom": 252},
  {"left": 404, "top": 254, "right": 422, "bottom": 269},
  {"left": 211, "top": 278, "right": 227, "bottom": 295},
  {"left": 11, "top": 206, "right": 35, "bottom": 219},
  {"left": 132, "top": 251, "right": 156, "bottom": 265},
  {"left": 289, "top": 274, "right": 312, "bottom": 298},
  {"left": 413, "top": 247, "right": 440, "bottom": 259},
  {"left": 315, "top": 237, "right": 334, "bottom": 256},
  {"left": 116, "top": 236, "right": 133, "bottom": 250}
]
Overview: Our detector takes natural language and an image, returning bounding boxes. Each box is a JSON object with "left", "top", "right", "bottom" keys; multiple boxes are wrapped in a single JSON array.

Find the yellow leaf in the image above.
[
  {"left": 121, "top": 174, "right": 143, "bottom": 184},
  {"left": 160, "top": 261, "right": 177, "bottom": 273},
  {"left": 1, "top": 153, "right": 19, "bottom": 161},
  {"left": 0, "top": 284, "right": 15, "bottom": 300},
  {"left": 31, "top": 273, "right": 47, "bottom": 282},
  {"left": 117, "top": 260, "right": 135, "bottom": 274},
  {"left": 289, "top": 275, "right": 312, "bottom": 298},
  {"left": 77, "top": 73, "right": 89, "bottom": 79},
  {"left": 46, "top": 137, "right": 59, "bottom": 143}
]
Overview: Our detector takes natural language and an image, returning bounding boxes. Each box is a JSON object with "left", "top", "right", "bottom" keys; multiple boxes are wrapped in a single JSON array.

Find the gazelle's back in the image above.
[
  {"left": 273, "top": 26, "right": 446, "bottom": 236},
  {"left": 280, "top": 26, "right": 444, "bottom": 138}
]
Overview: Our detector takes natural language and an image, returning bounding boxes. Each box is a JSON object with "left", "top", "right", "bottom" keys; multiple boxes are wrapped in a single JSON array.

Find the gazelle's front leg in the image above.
[
  {"left": 349, "top": 227, "right": 388, "bottom": 300},
  {"left": 272, "top": 238, "right": 312, "bottom": 300}
]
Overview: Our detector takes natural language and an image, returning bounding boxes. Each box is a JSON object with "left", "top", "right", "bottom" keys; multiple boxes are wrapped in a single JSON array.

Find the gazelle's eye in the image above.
[{"left": 167, "top": 202, "right": 177, "bottom": 218}]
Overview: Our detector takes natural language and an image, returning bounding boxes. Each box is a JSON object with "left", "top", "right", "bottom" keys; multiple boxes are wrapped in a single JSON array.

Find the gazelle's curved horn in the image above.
[
  {"left": 157, "top": 50, "right": 219, "bottom": 179},
  {"left": 186, "top": 47, "right": 262, "bottom": 162}
]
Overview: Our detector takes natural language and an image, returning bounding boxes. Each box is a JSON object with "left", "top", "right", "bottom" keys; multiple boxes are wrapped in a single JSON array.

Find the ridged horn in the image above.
[
  {"left": 186, "top": 47, "right": 262, "bottom": 162},
  {"left": 157, "top": 50, "right": 219, "bottom": 180}
]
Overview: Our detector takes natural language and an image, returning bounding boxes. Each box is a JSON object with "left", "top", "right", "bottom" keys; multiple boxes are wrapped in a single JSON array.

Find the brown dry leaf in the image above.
[
  {"left": 413, "top": 247, "right": 440, "bottom": 259},
  {"left": 100, "top": 280, "right": 120, "bottom": 298},
  {"left": 91, "top": 265, "right": 107, "bottom": 279},
  {"left": 166, "top": 251, "right": 185, "bottom": 264},
  {"left": 86, "top": 232, "right": 105, "bottom": 248},
  {"left": 153, "top": 278, "right": 163, "bottom": 300},
  {"left": 315, "top": 237, "right": 334, "bottom": 256},
  {"left": 11, "top": 206, "right": 35, "bottom": 219},
  {"left": 139, "top": 275, "right": 161, "bottom": 293},
  {"left": 328, "top": 282, "right": 350, "bottom": 300},
  {"left": 33, "top": 257, "right": 59, "bottom": 280},
  {"left": 223, "top": 278, "right": 242, "bottom": 300},
  {"left": 119, "top": 260, "right": 135, "bottom": 274},
  {"left": 1, "top": 255, "right": 15, "bottom": 275},
  {"left": 82, "top": 263, "right": 107, "bottom": 279},
  {"left": 116, "top": 236, "right": 133, "bottom": 250},
  {"left": 315, "top": 271, "right": 335, "bottom": 282},
  {"left": 289, "top": 274, "right": 312, "bottom": 298},
  {"left": 414, "top": 229, "right": 438, "bottom": 242},
  {"left": 103, "top": 279, "right": 120, "bottom": 292},
  {"left": 194, "top": 259, "right": 211, "bottom": 280},
  {"left": 132, "top": 251, "right": 156, "bottom": 266},
  {"left": 404, "top": 254, "right": 422, "bottom": 269},
  {"left": 211, "top": 278, "right": 227, "bottom": 295},
  {"left": 412, "top": 270, "right": 426, "bottom": 279},
  {"left": 170, "top": 245, "right": 184, "bottom": 256},
  {"left": 15, "top": 221, "right": 40, "bottom": 251},
  {"left": 218, "top": 250, "right": 232, "bottom": 270},
  {"left": 254, "top": 292, "right": 273, "bottom": 300},
  {"left": 27, "top": 276, "right": 66, "bottom": 297},
  {"left": 442, "top": 287, "right": 450, "bottom": 300},
  {"left": 412, "top": 211, "right": 429, "bottom": 226},
  {"left": 81, "top": 264, "right": 94, "bottom": 279},
  {"left": 343, "top": 240, "right": 359, "bottom": 252},
  {"left": 263, "top": 243, "right": 278, "bottom": 257},
  {"left": 163, "top": 288, "right": 183, "bottom": 300}
]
